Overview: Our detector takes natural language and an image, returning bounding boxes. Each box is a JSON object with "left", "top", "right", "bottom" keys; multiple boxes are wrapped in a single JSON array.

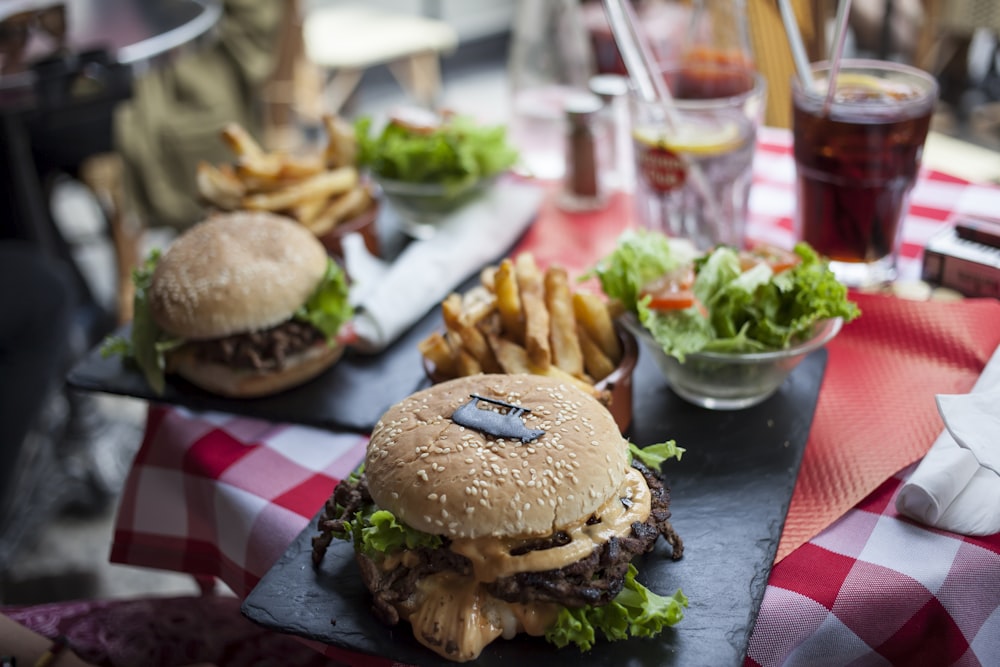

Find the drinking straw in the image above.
[
  {"left": 823, "top": 0, "right": 854, "bottom": 115},
  {"left": 600, "top": 0, "right": 680, "bottom": 129},
  {"left": 776, "top": 0, "right": 813, "bottom": 90},
  {"left": 600, "top": 0, "right": 722, "bottom": 242}
]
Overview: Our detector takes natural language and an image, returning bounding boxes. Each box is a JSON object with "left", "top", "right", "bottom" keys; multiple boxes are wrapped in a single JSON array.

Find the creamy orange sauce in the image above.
[
  {"left": 406, "top": 572, "right": 560, "bottom": 662},
  {"left": 448, "top": 467, "right": 651, "bottom": 582}
]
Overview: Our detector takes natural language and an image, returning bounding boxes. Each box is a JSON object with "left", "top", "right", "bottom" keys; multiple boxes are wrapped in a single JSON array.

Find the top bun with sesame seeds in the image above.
[
  {"left": 150, "top": 211, "right": 328, "bottom": 340},
  {"left": 365, "top": 373, "right": 629, "bottom": 540}
]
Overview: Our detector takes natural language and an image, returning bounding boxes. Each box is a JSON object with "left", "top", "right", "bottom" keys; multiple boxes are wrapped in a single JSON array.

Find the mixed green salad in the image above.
[
  {"left": 588, "top": 231, "right": 861, "bottom": 361},
  {"left": 354, "top": 111, "right": 518, "bottom": 189}
]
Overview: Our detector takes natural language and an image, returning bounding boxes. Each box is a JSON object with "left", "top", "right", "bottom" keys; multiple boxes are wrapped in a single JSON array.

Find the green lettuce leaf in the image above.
[
  {"left": 585, "top": 230, "right": 695, "bottom": 313},
  {"left": 338, "top": 507, "right": 443, "bottom": 561},
  {"left": 355, "top": 114, "right": 518, "bottom": 188},
  {"left": 545, "top": 564, "right": 688, "bottom": 651},
  {"left": 295, "top": 259, "right": 353, "bottom": 341},
  {"left": 100, "top": 250, "right": 183, "bottom": 394},
  {"left": 628, "top": 441, "right": 684, "bottom": 469}
]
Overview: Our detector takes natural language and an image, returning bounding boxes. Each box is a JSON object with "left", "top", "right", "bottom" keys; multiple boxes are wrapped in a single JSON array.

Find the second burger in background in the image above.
[{"left": 105, "top": 211, "right": 353, "bottom": 397}]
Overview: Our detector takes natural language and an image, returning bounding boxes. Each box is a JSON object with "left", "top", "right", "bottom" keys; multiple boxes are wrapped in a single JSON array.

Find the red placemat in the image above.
[{"left": 775, "top": 292, "right": 1000, "bottom": 561}]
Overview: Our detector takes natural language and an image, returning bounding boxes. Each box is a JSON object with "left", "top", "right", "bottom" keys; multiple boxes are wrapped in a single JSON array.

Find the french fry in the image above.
[
  {"left": 442, "top": 294, "right": 501, "bottom": 374},
  {"left": 459, "top": 286, "right": 497, "bottom": 328},
  {"left": 455, "top": 348, "right": 483, "bottom": 377},
  {"left": 418, "top": 331, "right": 458, "bottom": 379},
  {"left": 494, "top": 259, "right": 523, "bottom": 344},
  {"left": 514, "top": 253, "right": 551, "bottom": 369},
  {"left": 487, "top": 333, "right": 533, "bottom": 375},
  {"left": 220, "top": 122, "right": 264, "bottom": 158},
  {"left": 196, "top": 161, "right": 245, "bottom": 210},
  {"left": 242, "top": 167, "right": 358, "bottom": 212},
  {"left": 544, "top": 266, "right": 584, "bottom": 377},
  {"left": 291, "top": 194, "right": 331, "bottom": 228},
  {"left": 303, "top": 184, "right": 372, "bottom": 236},
  {"left": 572, "top": 291, "right": 622, "bottom": 363},
  {"left": 578, "top": 326, "right": 617, "bottom": 382},
  {"left": 322, "top": 114, "right": 358, "bottom": 169}
]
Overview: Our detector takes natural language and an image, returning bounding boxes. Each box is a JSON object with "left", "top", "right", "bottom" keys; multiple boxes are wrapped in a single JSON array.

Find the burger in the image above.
[
  {"left": 311, "top": 373, "right": 685, "bottom": 662},
  {"left": 105, "top": 211, "right": 353, "bottom": 398}
]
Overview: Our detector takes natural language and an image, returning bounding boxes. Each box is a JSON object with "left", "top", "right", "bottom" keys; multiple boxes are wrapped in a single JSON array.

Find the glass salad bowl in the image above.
[
  {"left": 374, "top": 174, "right": 498, "bottom": 240},
  {"left": 623, "top": 315, "right": 843, "bottom": 410}
]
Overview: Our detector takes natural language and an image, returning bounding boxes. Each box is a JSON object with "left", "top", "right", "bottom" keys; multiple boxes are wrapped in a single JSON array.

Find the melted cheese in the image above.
[
  {"left": 406, "top": 572, "right": 560, "bottom": 662},
  {"left": 448, "top": 466, "right": 651, "bottom": 582},
  {"left": 388, "top": 466, "right": 652, "bottom": 661}
]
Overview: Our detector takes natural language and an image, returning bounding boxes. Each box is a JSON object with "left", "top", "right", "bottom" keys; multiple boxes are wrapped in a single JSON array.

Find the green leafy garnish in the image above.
[
  {"left": 585, "top": 230, "right": 696, "bottom": 313},
  {"left": 354, "top": 114, "right": 518, "bottom": 189},
  {"left": 295, "top": 259, "right": 353, "bottom": 342},
  {"left": 545, "top": 564, "right": 688, "bottom": 651},
  {"left": 338, "top": 508, "right": 442, "bottom": 561},
  {"left": 628, "top": 441, "right": 684, "bottom": 469}
]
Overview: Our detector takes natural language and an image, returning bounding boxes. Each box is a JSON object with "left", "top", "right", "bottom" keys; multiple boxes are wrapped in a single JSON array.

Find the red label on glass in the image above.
[{"left": 637, "top": 145, "right": 686, "bottom": 193}]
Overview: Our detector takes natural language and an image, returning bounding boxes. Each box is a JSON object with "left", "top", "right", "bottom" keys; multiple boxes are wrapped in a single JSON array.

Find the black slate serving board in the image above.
[
  {"left": 241, "top": 349, "right": 827, "bottom": 667},
  {"left": 66, "top": 313, "right": 438, "bottom": 434}
]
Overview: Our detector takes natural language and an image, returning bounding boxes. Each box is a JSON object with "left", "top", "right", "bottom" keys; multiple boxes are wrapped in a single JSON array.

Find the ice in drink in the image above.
[{"left": 792, "top": 62, "right": 937, "bottom": 285}]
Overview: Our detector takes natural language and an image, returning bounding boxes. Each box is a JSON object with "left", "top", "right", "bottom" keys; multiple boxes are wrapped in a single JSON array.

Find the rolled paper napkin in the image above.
[
  {"left": 896, "top": 344, "right": 1000, "bottom": 535},
  {"left": 344, "top": 179, "right": 544, "bottom": 352}
]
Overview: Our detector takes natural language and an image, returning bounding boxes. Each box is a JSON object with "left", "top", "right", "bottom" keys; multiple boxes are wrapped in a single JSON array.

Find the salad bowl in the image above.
[
  {"left": 374, "top": 173, "right": 498, "bottom": 240},
  {"left": 624, "top": 314, "right": 842, "bottom": 410}
]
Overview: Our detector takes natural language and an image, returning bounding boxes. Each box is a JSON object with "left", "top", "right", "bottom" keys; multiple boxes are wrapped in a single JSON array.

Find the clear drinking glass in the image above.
[
  {"left": 630, "top": 69, "right": 766, "bottom": 250},
  {"left": 792, "top": 59, "right": 938, "bottom": 287}
]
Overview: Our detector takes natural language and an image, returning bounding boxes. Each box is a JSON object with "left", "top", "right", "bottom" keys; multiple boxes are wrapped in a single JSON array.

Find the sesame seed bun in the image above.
[
  {"left": 149, "top": 211, "right": 328, "bottom": 340},
  {"left": 365, "top": 374, "right": 629, "bottom": 540}
]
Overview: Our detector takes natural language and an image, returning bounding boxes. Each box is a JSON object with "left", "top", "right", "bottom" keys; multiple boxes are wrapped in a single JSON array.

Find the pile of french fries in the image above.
[
  {"left": 419, "top": 253, "right": 624, "bottom": 399},
  {"left": 196, "top": 116, "right": 373, "bottom": 237}
]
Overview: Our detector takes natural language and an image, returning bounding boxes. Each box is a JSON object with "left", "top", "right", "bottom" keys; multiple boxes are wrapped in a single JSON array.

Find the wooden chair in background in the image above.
[{"left": 746, "top": 0, "right": 830, "bottom": 129}]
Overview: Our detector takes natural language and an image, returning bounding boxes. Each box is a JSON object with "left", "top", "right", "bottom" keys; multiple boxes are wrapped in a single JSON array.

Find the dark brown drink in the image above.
[{"left": 792, "top": 61, "right": 937, "bottom": 285}]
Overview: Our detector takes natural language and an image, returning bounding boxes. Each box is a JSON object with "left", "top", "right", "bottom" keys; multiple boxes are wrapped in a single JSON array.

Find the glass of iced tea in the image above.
[
  {"left": 792, "top": 59, "right": 938, "bottom": 286},
  {"left": 631, "top": 66, "right": 766, "bottom": 250}
]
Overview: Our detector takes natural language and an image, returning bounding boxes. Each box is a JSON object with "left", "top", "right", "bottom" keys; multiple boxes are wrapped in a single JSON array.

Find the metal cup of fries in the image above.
[
  {"left": 196, "top": 117, "right": 380, "bottom": 258},
  {"left": 419, "top": 253, "right": 638, "bottom": 432}
]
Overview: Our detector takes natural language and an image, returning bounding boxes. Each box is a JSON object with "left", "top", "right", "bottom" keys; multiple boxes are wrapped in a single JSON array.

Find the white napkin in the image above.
[
  {"left": 343, "top": 179, "right": 544, "bottom": 353},
  {"left": 896, "top": 344, "right": 1000, "bottom": 535}
]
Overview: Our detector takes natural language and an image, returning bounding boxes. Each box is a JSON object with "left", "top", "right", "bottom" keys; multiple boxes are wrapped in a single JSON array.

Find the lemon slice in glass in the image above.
[{"left": 634, "top": 119, "right": 743, "bottom": 156}]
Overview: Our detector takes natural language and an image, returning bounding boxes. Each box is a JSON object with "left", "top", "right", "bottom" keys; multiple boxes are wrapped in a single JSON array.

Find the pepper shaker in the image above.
[{"left": 559, "top": 93, "right": 608, "bottom": 212}]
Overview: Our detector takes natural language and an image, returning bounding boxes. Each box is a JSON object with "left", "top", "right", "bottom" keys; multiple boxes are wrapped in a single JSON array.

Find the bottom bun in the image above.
[{"left": 170, "top": 340, "right": 345, "bottom": 398}]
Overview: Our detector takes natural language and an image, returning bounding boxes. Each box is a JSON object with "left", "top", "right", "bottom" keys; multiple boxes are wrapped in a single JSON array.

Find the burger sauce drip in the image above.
[{"left": 407, "top": 573, "right": 559, "bottom": 663}]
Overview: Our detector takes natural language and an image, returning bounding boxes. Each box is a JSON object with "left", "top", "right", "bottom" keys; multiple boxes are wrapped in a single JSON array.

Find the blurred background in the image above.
[{"left": 2, "top": 0, "right": 999, "bottom": 609}]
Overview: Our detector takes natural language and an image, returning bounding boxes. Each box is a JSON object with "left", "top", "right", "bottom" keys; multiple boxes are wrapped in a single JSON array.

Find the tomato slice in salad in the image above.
[
  {"left": 641, "top": 266, "right": 698, "bottom": 311},
  {"left": 739, "top": 245, "right": 801, "bottom": 273}
]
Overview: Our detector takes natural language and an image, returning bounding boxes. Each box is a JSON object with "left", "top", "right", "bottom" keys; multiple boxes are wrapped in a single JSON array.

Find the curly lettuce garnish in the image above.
[{"left": 545, "top": 564, "right": 688, "bottom": 651}]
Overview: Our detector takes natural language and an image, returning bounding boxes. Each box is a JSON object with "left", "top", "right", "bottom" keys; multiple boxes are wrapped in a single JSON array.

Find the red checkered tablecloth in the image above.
[{"left": 110, "top": 128, "right": 1000, "bottom": 666}]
